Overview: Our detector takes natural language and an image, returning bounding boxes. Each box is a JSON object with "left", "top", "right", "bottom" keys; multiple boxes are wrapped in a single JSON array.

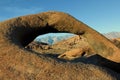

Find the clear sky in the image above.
[{"left": 0, "top": 0, "right": 120, "bottom": 33}]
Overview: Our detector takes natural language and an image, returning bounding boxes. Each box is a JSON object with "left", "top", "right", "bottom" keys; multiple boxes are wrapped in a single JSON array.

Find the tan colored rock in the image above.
[
  {"left": 58, "top": 47, "right": 92, "bottom": 60},
  {"left": 53, "top": 35, "right": 89, "bottom": 49},
  {"left": 25, "top": 41, "right": 51, "bottom": 50},
  {"left": 111, "top": 38, "right": 120, "bottom": 48}
]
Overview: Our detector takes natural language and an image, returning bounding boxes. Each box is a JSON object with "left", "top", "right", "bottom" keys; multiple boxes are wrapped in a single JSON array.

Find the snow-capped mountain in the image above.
[
  {"left": 34, "top": 33, "right": 75, "bottom": 45},
  {"left": 103, "top": 32, "right": 120, "bottom": 39},
  {"left": 34, "top": 32, "right": 120, "bottom": 45}
]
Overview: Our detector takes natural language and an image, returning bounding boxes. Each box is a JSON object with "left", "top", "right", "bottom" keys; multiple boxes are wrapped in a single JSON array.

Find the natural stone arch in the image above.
[
  {"left": 0, "top": 11, "right": 120, "bottom": 79},
  {"left": 2, "top": 11, "right": 120, "bottom": 61}
]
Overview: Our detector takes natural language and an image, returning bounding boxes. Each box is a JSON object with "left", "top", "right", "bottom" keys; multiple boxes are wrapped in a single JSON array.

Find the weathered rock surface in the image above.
[
  {"left": 28, "top": 35, "right": 94, "bottom": 55},
  {"left": 58, "top": 48, "right": 90, "bottom": 60},
  {"left": 111, "top": 38, "right": 120, "bottom": 48},
  {"left": 28, "top": 35, "right": 120, "bottom": 60},
  {"left": 25, "top": 41, "right": 51, "bottom": 50},
  {"left": 0, "top": 11, "right": 120, "bottom": 80}
]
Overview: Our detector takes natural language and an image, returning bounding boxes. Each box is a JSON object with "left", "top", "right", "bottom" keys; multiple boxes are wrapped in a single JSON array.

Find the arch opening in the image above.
[
  {"left": 25, "top": 32, "right": 76, "bottom": 55},
  {"left": 8, "top": 25, "right": 71, "bottom": 47},
  {"left": 34, "top": 33, "right": 75, "bottom": 45}
]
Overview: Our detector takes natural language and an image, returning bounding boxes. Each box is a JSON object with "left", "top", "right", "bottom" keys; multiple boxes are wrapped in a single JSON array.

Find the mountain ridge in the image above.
[
  {"left": 103, "top": 32, "right": 120, "bottom": 39},
  {"left": 35, "top": 32, "right": 120, "bottom": 45}
]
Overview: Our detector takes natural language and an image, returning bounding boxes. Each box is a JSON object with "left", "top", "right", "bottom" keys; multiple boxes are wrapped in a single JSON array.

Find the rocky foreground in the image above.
[
  {"left": 0, "top": 11, "right": 120, "bottom": 80},
  {"left": 27, "top": 35, "right": 120, "bottom": 60}
]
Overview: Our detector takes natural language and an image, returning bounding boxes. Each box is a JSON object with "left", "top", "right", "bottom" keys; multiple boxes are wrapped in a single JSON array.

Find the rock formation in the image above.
[
  {"left": 29, "top": 35, "right": 120, "bottom": 61},
  {"left": 0, "top": 11, "right": 120, "bottom": 79},
  {"left": 25, "top": 41, "right": 51, "bottom": 50},
  {"left": 111, "top": 38, "right": 120, "bottom": 48},
  {"left": 58, "top": 47, "right": 90, "bottom": 60}
]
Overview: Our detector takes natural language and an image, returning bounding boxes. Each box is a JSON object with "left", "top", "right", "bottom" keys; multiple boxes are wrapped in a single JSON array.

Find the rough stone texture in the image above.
[
  {"left": 111, "top": 38, "right": 120, "bottom": 48},
  {"left": 27, "top": 35, "right": 94, "bottom": 55},
  {"left": 52, "top": 35, "right": 92, "bottom": 51},
  {"left": 25, "top": 41, "right": 51, "bottom": 50},
  {"left": 0, "top": 11, "right": 120, "bottom": 79},
  {"left": 58, "top": 48, "right": 90, "bottom": 60}
]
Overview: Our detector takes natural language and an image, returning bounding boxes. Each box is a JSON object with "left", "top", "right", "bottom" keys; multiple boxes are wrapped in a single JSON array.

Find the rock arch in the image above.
[{"left": 0, "top": 11, "right": 120, "bottom": 79}]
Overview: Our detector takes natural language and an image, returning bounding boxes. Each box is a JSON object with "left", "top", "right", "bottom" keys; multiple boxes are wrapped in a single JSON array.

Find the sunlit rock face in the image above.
[{"left": 0, "top": 11, "right": 120, "bottom": 80}]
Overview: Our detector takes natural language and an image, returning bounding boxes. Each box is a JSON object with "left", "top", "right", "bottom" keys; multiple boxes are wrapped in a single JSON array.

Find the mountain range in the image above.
[
  {"left": 34, "top": 33, "right": 75, "bottom": 45},
  {"left": 35, "top": 32, "right": 120, "bottom": 44},
  {"left": 103, "top": 32, "right": 120, "bottom": 39}
]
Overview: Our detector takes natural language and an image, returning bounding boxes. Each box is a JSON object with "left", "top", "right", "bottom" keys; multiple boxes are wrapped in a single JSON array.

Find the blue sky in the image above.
[{"left": 0, "top": 0, "right": 120, "bottom": 33}]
